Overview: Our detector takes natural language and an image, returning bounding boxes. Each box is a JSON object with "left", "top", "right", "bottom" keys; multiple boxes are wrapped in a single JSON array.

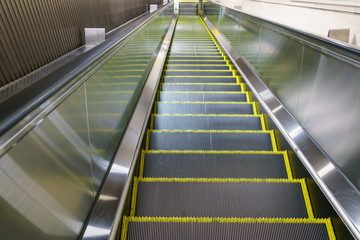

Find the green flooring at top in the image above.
[{"left": 174, "top": 16, "right": 209, "bottom": 35}]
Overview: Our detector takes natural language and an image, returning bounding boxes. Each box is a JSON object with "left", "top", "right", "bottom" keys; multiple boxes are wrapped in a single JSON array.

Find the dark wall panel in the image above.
[{"left": 0, "top": 0, "right": 162, "bottom": 88}]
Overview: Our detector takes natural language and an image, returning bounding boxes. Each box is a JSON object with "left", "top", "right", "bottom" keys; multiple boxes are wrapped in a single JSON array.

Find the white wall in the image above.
[{"left": 211, "top": 0, "right": 360, "bottom": 48}]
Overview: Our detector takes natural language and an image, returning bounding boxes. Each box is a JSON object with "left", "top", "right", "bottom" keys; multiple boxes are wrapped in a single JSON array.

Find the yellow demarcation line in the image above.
[
  {"left": 121, "top": 216, "right": 335, "bottom": 240},
  {"left": 300, "top": 178, "right": 315, "bottom": 219},
  {"left": 159, "top": 91, "right": 245, "bottom": 94},
  {"left": 163, "top": 75, "right": 236, "bottom": 78},
  {"left": 284, "top": 151, "right": 293, "bottom": 179},
  {"left": 260, "top": 114, "right": 267, "bottom": 130},
  {"left": 270, "top": 130, "right": 279, "bottom": 152},
  {"left": 165, "top": 69, "right": 231, "bottom": 72},
  {"left": 153, "top": 114, "right": 262, "bottom": 118},
  {"left": 140, "top": 150, "right": 293, "bottom": 179},
  {"left": 149, "top": 129, "right": 272, "bottom": 134},
  {"left": 166, "top": 64, "right": 229, "bottom": 67},
  {"left": 156, "top": 101, "right": 254, "bottom": 104},
  {"left": 129, "top": 177, "right": 139, "bottom": 217}
]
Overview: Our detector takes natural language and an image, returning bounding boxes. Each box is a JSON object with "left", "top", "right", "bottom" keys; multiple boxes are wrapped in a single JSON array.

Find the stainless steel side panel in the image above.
[{"left": 201, "top": 3, "right": 360, "bottom": 238}]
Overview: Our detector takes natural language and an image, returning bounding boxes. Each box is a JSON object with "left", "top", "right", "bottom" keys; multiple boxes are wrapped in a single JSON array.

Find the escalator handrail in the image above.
[
  {"left": 0, "top": 3, "right": 172, "bottom": 157},
  {"left": 199, "top": 7, "right": 360, "bottom": 239}
]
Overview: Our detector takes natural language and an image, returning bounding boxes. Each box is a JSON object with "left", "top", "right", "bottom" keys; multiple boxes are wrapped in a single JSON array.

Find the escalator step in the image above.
[
  {"left": 148, "top": 131, "right": 274, "bottom": 151},
  {"left": 169, "top": 53, "right": 222, "bottom": 57},
  {"left": 133, "top": 179, "right": 311, "bottom": 218},
  {"left": 164, "top": 70, "right": 233, "bottom": 76},
  {"left": 152, "top": 115, "right": 262, "bottom": 130},
  {"left": 142, "top": 152, "right": 289, "bottom": 178},
  {"left": 123, "top": 217, "right": 333, "bottom": 240},
  {"left": 168, "top": 56, "right": 223, "bottom": 60},
  {"left": 167, "top": 60, "right": 226, "bottom": 65},
  {"left": 161, "top": 83, "right": 243, "bottom": 92},
  {"left": 163, "top": 76, "right": 237, "bottom": 83},
  {"left": 156, "top": 102, "right": 254, "bottom": 114},
  {"left": 159, "top": 92, "right": 247, "bottom": 102},
  {"left": 166, "top": 65, "right": 229, "bottom": 70}
]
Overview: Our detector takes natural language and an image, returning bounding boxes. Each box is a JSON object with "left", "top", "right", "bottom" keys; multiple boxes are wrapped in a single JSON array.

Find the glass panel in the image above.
[
  {"left": 204, "top": 2, "right": 360, "bottom": 190},
  {"left": 0, "top": 8, "right": 173, "bottom": 240}
]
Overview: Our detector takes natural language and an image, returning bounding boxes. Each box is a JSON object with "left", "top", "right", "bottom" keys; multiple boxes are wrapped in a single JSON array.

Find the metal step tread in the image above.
[
  {"left": 147, "top": 130, "right": 276, "bottom": 151},
  {"left": 161, "top": 83, "right": 243, "bottom": 92},
  {"left": 122, "top": 217, "right": 334, "bottom": 240},
  {"left": 159, "top": 92, "right": 247, "bottom": 102},
  {"left": 141, "top": 151, "right": 291, "bottom": 179},
  {"left": 131, "top": 178, "right": 313, "bottom": 218},
  {"left": 156, "top": 102, "right": 255, "bottom": 115},
  {"left": 162, "top": 76, "right": 238, "bottom": 83},
  {"left": 152, "top": 115, "right": 263, "bottom": 130}
]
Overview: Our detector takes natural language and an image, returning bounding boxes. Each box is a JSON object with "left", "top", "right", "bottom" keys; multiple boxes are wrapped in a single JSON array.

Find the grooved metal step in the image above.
[
  {"left": 164, "top": 70, "right": 232, "bottom": 76},
  {"left": 152, "top": 115, "right": 262, "bottom": 130},
  {"left": 161, "top": 83, "right": 243, "bottom": 91},
  {"left": 166, "top": 65, "right": 229, "bottom": 70},
  {"left": 169, "top": 53, "right": 222, "bottom": 57},
  {"left": 156, "top": 102, "right": 254, "bottom": 114},
  {"left": 168, "top": 56, "right": 223, "bottom": 60},
  {"left": 142, "top": 152, "right": 289, "bottom": 178},
  {"left": 167, "top": 60, "right": 226, "bottom": 65},
  {"left": 134, "top": 180, "right": 310, "bottom": 218},
  {"left": 163, "top": 76, "right": 237, "bottom": 83},
  {"left": 124, "top": 218, "right": 332, "bottom": 240},
  {"left": 148, "top": 131, "right": 274, "bottom": 151},
  {"left": 159, "top": 92, "right": 247, "bottom": 102}
]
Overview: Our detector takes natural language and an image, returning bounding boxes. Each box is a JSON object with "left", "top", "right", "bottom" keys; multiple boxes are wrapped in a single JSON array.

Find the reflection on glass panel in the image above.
[
  {"left": 204, "top": 2, "right": 360, "bottom": 190},
  {"left": 0, "top": 87, "right": 93, "bottom": 239},
  {"left": 0, "top": 9, "right": 173, "bottom": 239},
  {"left": 85, "top": 13, "right": 173, "bottom": 190},
  {"left": 204, "top": 3, "right": 260, "bottom": 69}
]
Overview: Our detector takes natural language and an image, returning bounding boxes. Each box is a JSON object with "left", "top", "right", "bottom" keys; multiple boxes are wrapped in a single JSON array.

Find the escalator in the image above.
[{"left": 119, "top": 6, "right": 336, "bottom": 240}]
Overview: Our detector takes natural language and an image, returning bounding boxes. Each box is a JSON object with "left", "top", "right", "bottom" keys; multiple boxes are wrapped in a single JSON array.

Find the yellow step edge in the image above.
[
  {"left": 164, "top": 69, "right": 231, "bottom": 72},
  {"left": 284, "top": 151, "right": 293, "bottom": 180},
  {"left": 163, "top": 75, "right": 236, "bottom": 78},
  {"left": 144, "top": 149, "right": 288, "bottom": 155},
  {"left": 157, "top": 101, "right": 254, "bottom": 104},
  {"left": 121, "top": 216, "right": 335, "bottom": 240},
  {"left": 149, "top": 129, "right": 272, "bottom": 133},
  {"left": 165, "top": 64, "right": 229, "bottom": 67},
  {"left": 166, "top": 60, "right": 226, "bottom": 62},
  {"left": 153, "top": 114, "right": 262, "bottom": 117},
  {"left": 161, "top": 82, "right": 243, "bottom": 85},
  {"left": 159, "top": 91, "right": 245, "bottom": 94}
]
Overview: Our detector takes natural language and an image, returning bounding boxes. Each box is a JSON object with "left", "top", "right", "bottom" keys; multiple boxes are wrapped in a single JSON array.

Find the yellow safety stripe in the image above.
[
  {"left": 149, "top": 129, "right": 272, "bottom": 133},
  {"left": 165, "top": 69, "right": 231, "bottom": 72},
  {"left": 129, "top": 177, "right": 139, "bottom": 216},
  {"left": 260, "top": 114, "right": 267, "bottom": 130},
  {"left": 270, "top": 130, "right": 278, "bottom": 152},
  {"left": 124, "top": 216, "right": 332, "bottom": 224},
  {"left": 163, "top": 75, "right": 236, "bottom": 78},
  {"left": 159, "top": 91, "right": 245, "bottom": 94},
  {"left": 284, "top": 151, "right": 293, "bottom": 179},
  {"left": 153, "top": 114, "right": 262, "bottom": 117},
  {"left": 120, "top": 216, "right": 335, "bottom": 240},
  {"left": 137, "top": 177, "right": 300, "bottom": 184},
  {"left": 157, "top": 101, "right": 253, "bottom": 104},
  {"left": 300, "top": 178, "right": 315, "bottom": 218}
]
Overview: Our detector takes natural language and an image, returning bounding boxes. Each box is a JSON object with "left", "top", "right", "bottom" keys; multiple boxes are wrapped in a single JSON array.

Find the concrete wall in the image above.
[{"left": 210, "top": 0, "right": 360, "bottom": 48}]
